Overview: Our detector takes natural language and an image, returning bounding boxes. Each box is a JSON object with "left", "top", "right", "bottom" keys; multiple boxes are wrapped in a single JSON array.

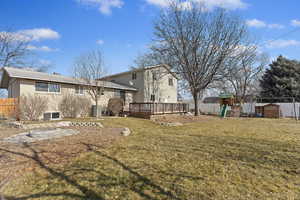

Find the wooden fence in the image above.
[
  {"left": 129, "top": 102, "right": 189, "bottom": 118},
  {"left": 0, "top": 98, "right": 18, "bottom": 119}
]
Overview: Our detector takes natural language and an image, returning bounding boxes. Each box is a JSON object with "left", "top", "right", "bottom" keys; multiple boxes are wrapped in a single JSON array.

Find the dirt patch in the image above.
[
  {"left": 0, "top": 126, "right": 23, "bottom": 140},
  {"left": 151, "top": 114, "right": 219, "bottom": 124},
  {"left": 0, "top": 127, "right": 123, "bottom": 185}
]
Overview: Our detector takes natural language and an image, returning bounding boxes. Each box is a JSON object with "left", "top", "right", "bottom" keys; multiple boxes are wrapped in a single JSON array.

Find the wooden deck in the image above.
[{"left": 129, "top": 102, "right": 189, "bottom": 118}]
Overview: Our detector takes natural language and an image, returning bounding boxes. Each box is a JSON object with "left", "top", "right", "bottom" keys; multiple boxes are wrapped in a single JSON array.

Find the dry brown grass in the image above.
[{"left": 2, "top": 117, "right": 300, "bottom": 200}]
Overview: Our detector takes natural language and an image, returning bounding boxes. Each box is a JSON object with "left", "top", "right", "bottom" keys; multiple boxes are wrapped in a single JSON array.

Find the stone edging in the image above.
[{"left": 5, "top": 121, "right": 104, "bottom": 129}]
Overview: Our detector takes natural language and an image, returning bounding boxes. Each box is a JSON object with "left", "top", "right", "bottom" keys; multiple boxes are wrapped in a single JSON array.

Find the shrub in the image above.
[
  {"left": 19, "top": 94, "right": 48, "bottom": 121},
  {"left": 78, "top": 96, "right": 92, "bottom": 117},
  {"left": 108, "top": 98, "right": 124, "bottom": 116},
  {"left": 59, "top": 94, "right": 91, "bottom": 118}
]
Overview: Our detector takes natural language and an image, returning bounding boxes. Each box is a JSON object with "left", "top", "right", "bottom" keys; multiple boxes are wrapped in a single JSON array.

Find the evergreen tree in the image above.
[{"left": 260, "top": 55, "right": 300, "bottom": 102}]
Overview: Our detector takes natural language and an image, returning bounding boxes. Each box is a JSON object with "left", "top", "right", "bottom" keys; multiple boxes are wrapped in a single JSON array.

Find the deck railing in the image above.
[{"left": 129, "top": 102, "right": 189, "bottom": 116}]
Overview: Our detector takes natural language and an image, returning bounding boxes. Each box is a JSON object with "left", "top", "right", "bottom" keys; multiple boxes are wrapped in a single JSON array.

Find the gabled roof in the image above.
[
  {"left": 99, "top": 64, "right": 178, "bottom": 80},
  {"left": 0, "top": 67, "right": 137, "bottom": 91}
]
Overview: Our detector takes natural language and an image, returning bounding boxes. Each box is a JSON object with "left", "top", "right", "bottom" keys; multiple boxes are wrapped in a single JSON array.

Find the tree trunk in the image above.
[
  {"left": 95, "top": 95, "right": 100, "bottom": 118},
  {"left": 193, "top": 93, "right": 199, "bottom": 116}
]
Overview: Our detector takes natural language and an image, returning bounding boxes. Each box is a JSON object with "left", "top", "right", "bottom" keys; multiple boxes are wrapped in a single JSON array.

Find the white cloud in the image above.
[
  {"left": 291, "top": 19, "right": 300, "bottom": 27},
  {"left": 0, "top": 28, "right": 60, "bottom": 42},
  {"left": 18, "top": 28, "right": 60, "bottom": 41},
  {"left": 266, "top": 39, "right": 300, "bottom": 49},
  {"left": 246, "top": 19, "right": 284, "bottom": 29},
  {"left": 96, "top": 39, "right": 104, "bottom": 45},
  {"left": 268, "top": 24, "right": 285, "bottom": 29},
  {"left": 27, "top": 45, "right": 58, "bottom": 52},
  {"left": 77, "top": 0, "right": 124, "bottom": 15},
  {"left": 246, "top": 19, "right": 266, "bottom": 28},
  {"left": 145, "top": 0, "right": 248, "bottom": 10},
  {"left": 146, "top": 0, "right": 169, "bottom": 7}
]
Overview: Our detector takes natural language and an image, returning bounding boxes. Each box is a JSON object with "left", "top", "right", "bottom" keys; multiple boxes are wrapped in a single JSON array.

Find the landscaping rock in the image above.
[
  {"left": 2, "top": 128, "right": 79, "bottom": 144},
  {"left": 5, "top": 121, "right": 24, "bottom": 129},
  {"left": 121, "top": 127, "right": 131, "bottom": 136},
  {"left": 57, "top": 121, "right": 72, "bottom": 127},
  {"left": 158, "top": 122, "right": 183, "bottom": 126},
  {"left": 70, "top": 122, "right": 103, "bottom": 128},
  {"left": 2, "top": 120, "right": 105, "bottom": 130}
]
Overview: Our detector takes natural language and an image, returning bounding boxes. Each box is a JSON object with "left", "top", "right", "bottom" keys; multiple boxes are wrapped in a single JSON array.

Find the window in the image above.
[
  {"left": 120, "top": 91, "right": 126, "bottom": 102},
  {"left": 43, "top": 112, "right": 60, "bottom": 120},
  {"left": 114, "top": 90, "right": 126, "bottom": 101},
  {"left": 36, "top": 82, "right": 48, "bottom": 92},
  {"left": 152, "top": 72, "right": 157, "bottom": 81},
  {"left": 114, "top": 90, "right": 121, "bottom": 98},
  {"left": 150, "top": 94, "right": 155, "bottom": 102},
  {"left": 168, "top": 78, "right": 173, "bottom": 86},
  {"left": 132, "top": 72, "right": 137, "bottom": 80},
  {"left": 75, "top": 86, "right": 84, "bottom": 95},
  {"left": 97, "top": 88, "right": 104, "bottom": 95},
  {"left": 49, "top": 83, "right": 60, "bottom": 93},
  {"left": 35, "top": 82, "right": 60, "bottom": 93},
  {"left": 52, "top": 112, "right": 60, "bottom": 119}
]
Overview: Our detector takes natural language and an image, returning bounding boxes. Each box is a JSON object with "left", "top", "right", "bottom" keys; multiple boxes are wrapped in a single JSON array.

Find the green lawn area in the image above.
[{"left": 3, "top": 117, "right": 300, "bottom": 200}]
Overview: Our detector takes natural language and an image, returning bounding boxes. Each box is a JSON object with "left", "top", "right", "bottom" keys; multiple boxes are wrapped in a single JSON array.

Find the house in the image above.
[
  {"left": 0, "top": 65, "right": 178, "bottom": 120},
  {"left": 99, "top": 65, "right": 178, "bottom": 103}
]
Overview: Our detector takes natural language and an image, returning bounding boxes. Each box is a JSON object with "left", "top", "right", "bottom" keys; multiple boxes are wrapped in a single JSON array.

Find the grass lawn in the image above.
[{"left": 2, "top": 117, "right": 300, "bottom": 200}]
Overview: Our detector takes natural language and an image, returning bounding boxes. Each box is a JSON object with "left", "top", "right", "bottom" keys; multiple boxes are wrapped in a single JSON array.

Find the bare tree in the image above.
[
  {"left": 151, "top": 1, "right": 248, "bottom": 115},
  {"left": 0, "top": 29, "right": 50, "bottom": 97},
  {"left": 73, "top": 49, "right": 107, "bottom": 117},
  {"left": 0, "top": 30, "right": 30, "bottom": 67},
  {"left": 221, "top": 46, "right": 268, "bottom": 103},
  {"left": 133, "top": 53, "right": 169, "bottom": 102}
]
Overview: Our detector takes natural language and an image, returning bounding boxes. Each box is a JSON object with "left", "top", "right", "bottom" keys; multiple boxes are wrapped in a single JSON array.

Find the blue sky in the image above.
[{"left": 1, "top": 0, "right": 300, "bottom": 76}]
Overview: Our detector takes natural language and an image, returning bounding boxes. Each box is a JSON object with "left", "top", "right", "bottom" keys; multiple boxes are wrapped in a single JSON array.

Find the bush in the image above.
[
  {"left": 108, "top": 98, "right": 124, "bottom": 116},
  {"left": 59, "top": 94, "right": 91, "bottom": 118},
  {"left": 78, "top": 96, "right": 92, "bottom": 117},
  {"left": 19, "top": 94, "right": 48, "bottom": 121}
]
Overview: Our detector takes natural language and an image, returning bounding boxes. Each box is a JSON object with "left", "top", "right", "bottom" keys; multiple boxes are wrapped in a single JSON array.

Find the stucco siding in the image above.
[
  {"left": 104, "top": 71, "right": 144, "bottom": 102},
  {"left": 8, "top": 78, "right": 20, "bottom": 98},
  {"left": 19, "top": 79, "right": 79, "bottom": 113},
  {"left": 143, "top": 68, "right": 177, "bottom": 103},
  {"left": 104, "top": 66, "right": 178, "bottom": 103}
]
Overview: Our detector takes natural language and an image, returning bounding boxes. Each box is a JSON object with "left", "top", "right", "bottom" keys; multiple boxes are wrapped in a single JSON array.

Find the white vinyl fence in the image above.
[{"left": 199, "top": 103, "right": 300, "bottom": 118}]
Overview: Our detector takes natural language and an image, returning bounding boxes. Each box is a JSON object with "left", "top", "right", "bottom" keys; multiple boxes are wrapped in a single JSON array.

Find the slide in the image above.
[{"left": 220, "top": 105, "right": 228, "bottom": 118}]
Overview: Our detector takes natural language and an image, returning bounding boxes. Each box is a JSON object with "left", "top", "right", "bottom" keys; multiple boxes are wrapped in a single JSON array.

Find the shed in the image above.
[
  {"left": 263, "top": 104, "right": 280, "bottom": 118},
  {"left": 255, "top": 106, "right": 264, "bottom": 117}
]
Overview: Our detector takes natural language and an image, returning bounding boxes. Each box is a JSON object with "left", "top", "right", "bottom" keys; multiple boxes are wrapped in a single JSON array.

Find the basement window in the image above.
[
  {"left": 43, "top": 112, "right": 60, "bottom": 121},
  {"left": 52, "top": 112, "right": 60, "bottom": 119}
]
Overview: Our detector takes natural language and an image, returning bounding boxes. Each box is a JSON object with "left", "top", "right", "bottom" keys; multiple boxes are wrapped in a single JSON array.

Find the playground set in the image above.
[{"left": 219, "top": 93, "right": 241, "bottom": 118}]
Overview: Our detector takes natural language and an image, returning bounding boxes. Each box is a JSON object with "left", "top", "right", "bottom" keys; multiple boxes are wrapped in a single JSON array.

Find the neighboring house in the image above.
[
  {"left": 0, "top": 65, "right": 178, "bottom": 120},
  {"left": 99, "top": 65, "right": 178, "bottom": 103}
]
